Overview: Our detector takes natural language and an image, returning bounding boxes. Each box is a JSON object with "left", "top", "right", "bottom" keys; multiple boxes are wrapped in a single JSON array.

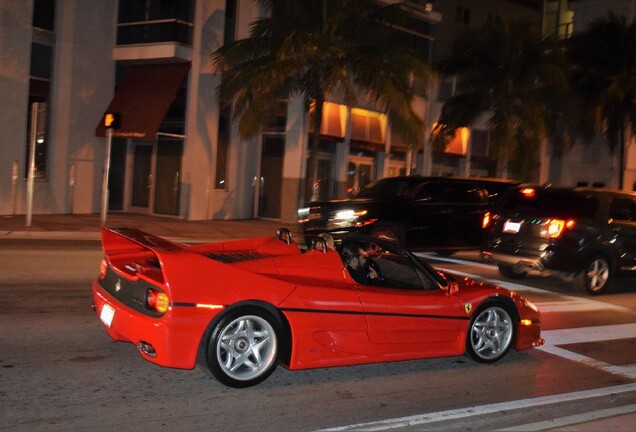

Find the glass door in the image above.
[
  {"left": 154, "top": 140, "right": 182, "bottom": 216},
  {"left": 131, "top": 143, "right": 153, "bottom": 210},
  {"left": 107, "top": 138, "right": 127, "bottom": 211},
  {"left": 258, "top": 136, "right": 284, "bottom": 218},
  {"left": 347, "top": 157, "right": 374, "bottom": 196}
]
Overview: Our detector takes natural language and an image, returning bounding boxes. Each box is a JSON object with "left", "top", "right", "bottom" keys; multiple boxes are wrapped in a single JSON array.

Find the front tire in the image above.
[
  {"left": 206, "top": 308, "right": 281, "bottom": 388},
  {"left": 578, "top": 255, "right": 611, "bottom": 295},
  {"left": 466, "top": 305, "right": 514, "bottom": 363},
  {"left": 498, "top": 263, "right": 528, "bottom": 279}
]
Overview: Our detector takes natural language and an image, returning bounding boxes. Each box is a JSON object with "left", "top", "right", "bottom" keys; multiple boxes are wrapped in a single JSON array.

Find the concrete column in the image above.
[
  {"left": 281, "top": 97, "right": 308, "bottom": 222},
  {"left": 539, "top": 137, "right": 550, "bottom": 185},
  {"left": 0, "top": 1, "right": 31, "bottom": 215},
  {"left": 184, "top": 0, "right": 224, "bottom": 219},
  {"left": 334, "top": 107, "right": 352, "bottom": 198}
]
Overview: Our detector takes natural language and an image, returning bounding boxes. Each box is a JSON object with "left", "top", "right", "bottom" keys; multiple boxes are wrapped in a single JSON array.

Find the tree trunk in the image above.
[
  {"left": 619, "top": 125, "right": 627, "bottom": 190},
  {"left": 306, "top": 98, "right": 324, "bottom": 202}
]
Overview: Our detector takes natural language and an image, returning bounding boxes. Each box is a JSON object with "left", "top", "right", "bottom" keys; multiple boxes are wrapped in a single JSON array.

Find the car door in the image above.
[
  {"left": 406, "top": 181, "right": 455, "bottom": 248},
  {"left": 445, "top": 181, "right": 489, "bottom": 247},
  {"left": 358, "top": 287, "right": 465, "bottom": 358},
  {"left": 353, "top": 252, "right": 465, "bottom": 356},
  {"left": 608, "top": 197, "right": 636, "bottom": 271}
]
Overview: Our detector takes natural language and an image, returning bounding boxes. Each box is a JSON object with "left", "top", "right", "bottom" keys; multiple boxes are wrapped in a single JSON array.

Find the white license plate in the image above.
[
  {"left": 100, "top": 304, "right": 115, "bottom": 327},
  {"left": 503, "top": 220, "right": 521, "bottom": 234}
]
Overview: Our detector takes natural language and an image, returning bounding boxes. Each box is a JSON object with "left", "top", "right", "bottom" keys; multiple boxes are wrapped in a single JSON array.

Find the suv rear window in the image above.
[
  {"left": 609, "top": 198, "right": 636, "bottom": 221},
  {"left": 497, "top": 189, "right": 598, "bottom": 218}
]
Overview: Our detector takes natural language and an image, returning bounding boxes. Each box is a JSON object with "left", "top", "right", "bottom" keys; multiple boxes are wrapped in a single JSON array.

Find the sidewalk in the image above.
[{"left": 0, "top": 213, "right": 303, "bottom": 243}]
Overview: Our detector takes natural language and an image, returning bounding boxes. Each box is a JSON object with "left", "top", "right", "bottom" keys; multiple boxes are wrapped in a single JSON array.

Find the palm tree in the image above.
[
  {"left": 211, "top": 0, "right": 434, "bottom": 201},
  {"left": 433, "top": 15, "right": 571, "bottom": 181},
  {"left": 567, "top": 13, "right": 636, "bottom": 190}
]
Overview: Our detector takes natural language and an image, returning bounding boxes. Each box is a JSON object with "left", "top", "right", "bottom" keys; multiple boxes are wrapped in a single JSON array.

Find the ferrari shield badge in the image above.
[{"left": 464, "top": 302, "right": 472, "bottom": 314}]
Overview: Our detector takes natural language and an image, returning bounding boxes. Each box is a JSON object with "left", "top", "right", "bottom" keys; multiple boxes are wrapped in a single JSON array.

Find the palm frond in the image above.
[{"left": 210, "top": 0, "right": 435, "bottom": 144}]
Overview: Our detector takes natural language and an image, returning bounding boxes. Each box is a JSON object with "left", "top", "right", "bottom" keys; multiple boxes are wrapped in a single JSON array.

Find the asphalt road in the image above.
[{"left": 1, "top": 241, "right": 635, "bottom": 432}]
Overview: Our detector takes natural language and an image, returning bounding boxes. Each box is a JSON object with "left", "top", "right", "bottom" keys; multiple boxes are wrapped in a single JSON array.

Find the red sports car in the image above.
[{"left": 92, "top": 227, "right": 543, "bottom": 388}]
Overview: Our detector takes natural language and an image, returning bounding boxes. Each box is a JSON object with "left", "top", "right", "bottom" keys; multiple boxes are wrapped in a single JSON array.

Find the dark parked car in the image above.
[
  {"left": 482, "top": 186, "right": 636, "bottom": 294},
  {"left": 299, "top": 176, "right": 520, "bottom": 252}
]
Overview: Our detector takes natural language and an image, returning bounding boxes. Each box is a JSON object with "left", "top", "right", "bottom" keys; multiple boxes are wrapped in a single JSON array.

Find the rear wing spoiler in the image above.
[{"left": 101, "top": 227, "right": 183, "bottom": 256}]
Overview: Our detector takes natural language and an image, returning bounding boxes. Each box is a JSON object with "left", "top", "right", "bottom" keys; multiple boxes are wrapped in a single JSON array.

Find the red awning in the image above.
[{"left": 96, "top": 62, "right": 190, "bottom": 139}]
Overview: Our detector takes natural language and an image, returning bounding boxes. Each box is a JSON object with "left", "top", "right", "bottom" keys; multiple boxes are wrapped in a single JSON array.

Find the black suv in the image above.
[
  {"left": 482, "top": 186, "right": 636, "bottom": 294},
  {"left": 299, "top": 176, "right": 520, "bottom": 252}
]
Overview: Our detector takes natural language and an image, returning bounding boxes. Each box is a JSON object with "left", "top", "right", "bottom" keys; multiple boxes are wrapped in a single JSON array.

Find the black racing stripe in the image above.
[
  {"left": 171, "top": 302, "right": 198, "bottom": 307},
  {"left": 280, "top": 307, "right": 470, "bottom": 321}
]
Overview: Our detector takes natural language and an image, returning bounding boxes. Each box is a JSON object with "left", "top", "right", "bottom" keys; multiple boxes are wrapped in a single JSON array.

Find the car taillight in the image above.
[
  {"left": 520, "top": 188, "right": 536, "bottom": 198},
  {"left": 99, "top": 258, "right": 108, "bottom": 279},
  {"left": 482, "top": 212, "right": 491, "bottom": 229},
  {"left": 147, "top": 289, "right": 170, "bottom": 313},
  {"left": 544, "top": 219, "right": 575, "bottom": 238}
]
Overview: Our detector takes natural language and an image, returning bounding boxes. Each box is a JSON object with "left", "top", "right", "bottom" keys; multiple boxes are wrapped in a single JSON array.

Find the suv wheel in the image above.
[
  {"left": 497, "top": 264, "right": 528, "bottom": 279},
  {"left": 578, "top": 255, "right": 611, "bottom": 295}
]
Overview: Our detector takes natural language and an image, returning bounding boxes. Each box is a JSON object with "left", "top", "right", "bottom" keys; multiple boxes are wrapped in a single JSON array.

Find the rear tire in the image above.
[
  {"left": 578, "top": 255, "right": 611, "bottom": 295},
  {"left": 497, "top": 264, "right": 528, "bottom": 279},
  {"left": 206, "top": 307, "right": 281, "bottom": 388}
]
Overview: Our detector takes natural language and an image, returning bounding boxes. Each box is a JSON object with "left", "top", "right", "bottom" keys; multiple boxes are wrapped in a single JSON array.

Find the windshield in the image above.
[
  {"left": 340, "top": 235, "right": 444, "bottom": 290},
  {"left": 356, "top": 178, "right": 421, "bottom": 199}
]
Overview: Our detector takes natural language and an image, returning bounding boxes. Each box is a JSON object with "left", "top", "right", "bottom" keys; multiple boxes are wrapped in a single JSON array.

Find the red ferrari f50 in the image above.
[{"left": 92, "top": 227, "right": 543, "bottom": 388}]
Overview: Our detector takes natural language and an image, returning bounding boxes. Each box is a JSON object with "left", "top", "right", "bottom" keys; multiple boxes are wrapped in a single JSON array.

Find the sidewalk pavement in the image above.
[{"left": 0, "top": 213, "right": 303, "bottom": 243}]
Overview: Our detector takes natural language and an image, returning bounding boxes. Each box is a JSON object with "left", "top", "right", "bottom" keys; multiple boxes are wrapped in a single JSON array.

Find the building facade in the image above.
[
  {"left": 547, "top": 0, "right": 636, "bottom": 191},
  {"left": 1, "top": 0, "right": 633, "bottom": 225}
]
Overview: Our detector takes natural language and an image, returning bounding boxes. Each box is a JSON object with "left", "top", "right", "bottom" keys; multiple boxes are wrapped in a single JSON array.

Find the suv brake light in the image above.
[
  {"left": 520, "top": 188, "right": 536, "bottom": 198},
  {"left": 482, "top": 212, "right": 491, "bottom": 229},
  {"left": 545, "top": 219, "right": 575, "bottom": 238}
]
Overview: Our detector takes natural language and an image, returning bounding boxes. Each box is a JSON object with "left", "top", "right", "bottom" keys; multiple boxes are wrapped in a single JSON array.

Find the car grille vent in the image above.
[{"left": 207, "top": 251, "right": 268, "bottom": 263}]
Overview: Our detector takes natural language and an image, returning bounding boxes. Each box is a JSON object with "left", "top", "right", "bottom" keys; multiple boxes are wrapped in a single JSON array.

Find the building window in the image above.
[
  {"left": 455, "top": 6, "right": 471, "bottom": 25},
  {"left": 33, "top": 0, "right": 55, "bottom": 31},
  {"left": 471, "top": 130, "right": 489, "bottom": 157},
  {"left": 215, "top": 104, "right": 230, "bottom": 189},
  {"left": 224, "top": 0, "right": 237, "bottom": 45},
  {"left": 117, "top": 0, "right": 195, "bottom": 46},
  {"left": 26, "top": 0, "right": 55, "bottom": 180}
]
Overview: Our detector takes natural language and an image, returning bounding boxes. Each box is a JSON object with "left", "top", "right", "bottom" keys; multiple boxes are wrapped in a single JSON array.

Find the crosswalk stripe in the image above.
[
  {"left": 538, "top": 324, "right": 636, "bottom": 380},
  {"left": 541, "top": 323, "right": 636, "bottom": 345},
  {"left": 317, "top": 384, "right": 636, "bottom": 431},
  {"left": 435, "top": 267, "right": 632, "bottom": 312}
]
